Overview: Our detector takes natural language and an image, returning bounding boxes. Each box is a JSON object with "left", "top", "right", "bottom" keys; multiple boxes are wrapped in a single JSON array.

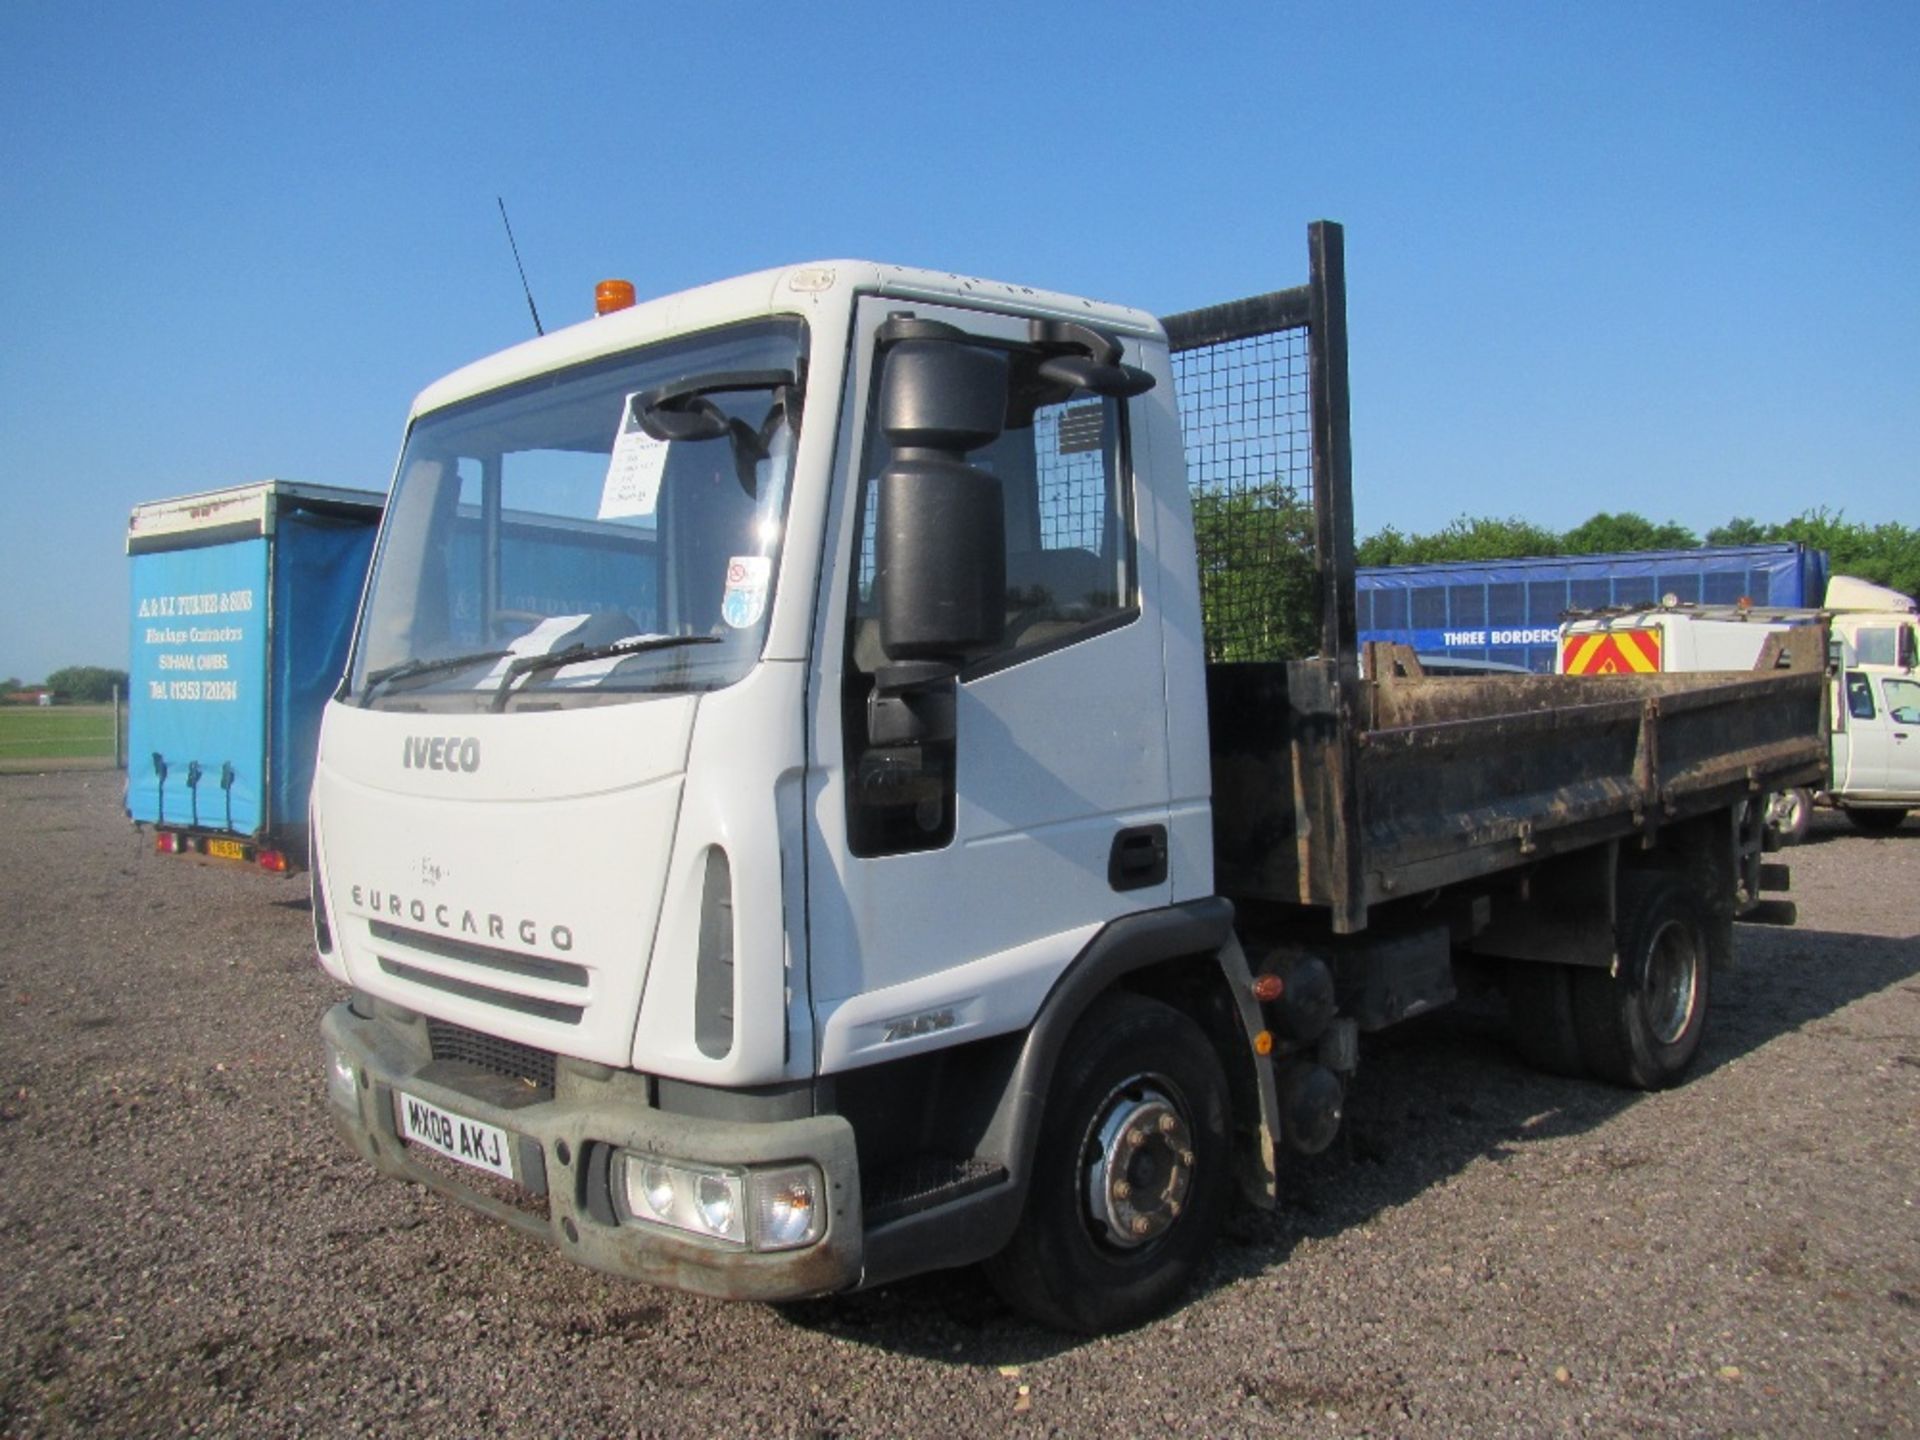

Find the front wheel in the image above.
[
  {"left": 1571, "top": 871, "right": 1712, "bottom": 1090},
  {"left": 1765, "top": 787, "right": 1813, "bottom": 845},
  {"left": 985, "top": 992, "right": 1231, "bottom": 1333},
  {"left": 1845, "top": 807, "right": 1908, "bottom": 835}
]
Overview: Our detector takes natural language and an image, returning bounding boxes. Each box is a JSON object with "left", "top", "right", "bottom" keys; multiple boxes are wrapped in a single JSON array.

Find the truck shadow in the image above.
[
  {"left": 1786, "top": 810, "right": 1913, "bottom": 846},
  {"left": 774, "top": 922, "right": 1918, "bottom": 1363}
]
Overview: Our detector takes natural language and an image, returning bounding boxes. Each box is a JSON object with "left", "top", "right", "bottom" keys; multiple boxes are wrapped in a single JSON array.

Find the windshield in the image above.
[{"left": 350, "top": 319, "right": 807, "bottom": 710}]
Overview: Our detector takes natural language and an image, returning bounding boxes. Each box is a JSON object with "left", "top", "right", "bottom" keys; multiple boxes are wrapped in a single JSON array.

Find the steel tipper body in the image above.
[
  {"left": 316, "top": 227, "right": 1830, "bottom": 1333},
  {"left": 127, "top": 480, "right": 381, "bottom": 870}
]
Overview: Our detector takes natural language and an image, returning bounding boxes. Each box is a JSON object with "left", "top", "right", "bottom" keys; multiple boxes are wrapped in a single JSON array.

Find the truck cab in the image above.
[{"left": 315, "top": 260, "right": 1218, "bottom": 1322}]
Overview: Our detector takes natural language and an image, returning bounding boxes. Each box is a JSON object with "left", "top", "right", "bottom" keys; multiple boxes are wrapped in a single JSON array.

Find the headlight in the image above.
[
  {"left": 693, "top": 1172, "right": 740, "bottom": 1238},
  {"left": 620, "top": 1156, "right": 745, "bottom": 1244},
  {"left": 633, "top": 1161, "right": 676, "bottom": 1218},
  {"left": 617, "top": 1153, "right": 825, "bottom": 1251}
]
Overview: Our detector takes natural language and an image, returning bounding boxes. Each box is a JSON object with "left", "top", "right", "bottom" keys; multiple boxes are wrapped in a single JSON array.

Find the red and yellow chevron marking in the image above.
[{"left": 1561, "top": 627, "right": 1663, "bottom": 675}]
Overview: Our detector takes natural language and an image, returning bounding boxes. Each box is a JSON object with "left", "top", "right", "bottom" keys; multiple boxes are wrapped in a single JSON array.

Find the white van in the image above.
[{"left": 1832, "top": 669, "right": 1920, "bottom": 832}]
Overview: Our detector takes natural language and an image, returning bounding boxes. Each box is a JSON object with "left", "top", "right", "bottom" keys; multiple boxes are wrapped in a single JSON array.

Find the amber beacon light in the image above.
[{"left": 595, "top": 279, "right": 637, "bottom": 315}]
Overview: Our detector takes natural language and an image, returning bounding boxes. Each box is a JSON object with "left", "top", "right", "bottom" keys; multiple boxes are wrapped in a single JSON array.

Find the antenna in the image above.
[{"left": 496, "top": 197, "right": 545, "bottom": 337}]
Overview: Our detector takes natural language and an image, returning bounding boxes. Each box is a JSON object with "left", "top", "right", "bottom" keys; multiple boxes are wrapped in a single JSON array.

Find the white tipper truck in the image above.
[
  {"left": 316, "top": 224, "right": 1827, "bottom": 1331},
  {"left": 1560, "top": 580, "right": 1917, "bottom": 840}
]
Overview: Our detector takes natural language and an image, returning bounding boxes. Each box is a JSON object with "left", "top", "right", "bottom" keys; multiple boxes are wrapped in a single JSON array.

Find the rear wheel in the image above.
[
  {"left": 1572, "top": 871, "right": 1711, "bottom": 1090},
  {"left": 1506, "top": 962, "right": 1586, "bottom": 1076},
  {"left": 1765, "top": 787, "right": 1813, "bottom": 845},
  {"left": 985, "top": 992, "right": 1230, "bottom": 1334},
  {"left": 1845, "top": 807, "right": 1908, "bottom": 835}
]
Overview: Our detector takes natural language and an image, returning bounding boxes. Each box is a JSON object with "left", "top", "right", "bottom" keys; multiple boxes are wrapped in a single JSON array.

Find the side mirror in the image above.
[
  {"left": 1900, "top": 623, "right": 1917, "bottom": 672},
  {"left": 873, "top": 333, "right": 1008, "bottom": 671}
]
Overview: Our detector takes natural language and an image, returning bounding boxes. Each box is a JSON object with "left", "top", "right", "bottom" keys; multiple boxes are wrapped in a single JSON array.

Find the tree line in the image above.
[
  {"left": 1, "top": 667, "right": 131, "bottom": 703},
  {"left": 1356, "top": 507, "right": 1920, "bottom": 597}
]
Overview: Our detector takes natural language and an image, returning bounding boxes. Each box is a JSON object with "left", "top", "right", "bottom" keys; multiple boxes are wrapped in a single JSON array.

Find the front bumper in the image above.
[{"left": 321, "top": 998, "right": 862, "bottom": 1302}]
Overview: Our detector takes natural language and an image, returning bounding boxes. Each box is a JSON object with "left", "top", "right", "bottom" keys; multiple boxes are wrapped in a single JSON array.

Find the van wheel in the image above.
[
  {"left": 1571, "top": 872, "right": 1710, "bottom": 1090},
  {"left": 1765, "top": 788, "right": 1813, "bottom": 845},
  {"left": 1845, "top": 807, "right": 1907, "bottom": 835},
  {"left": 985, "top": 993, "right": 1230, "bottom": 1334},
  {"left": 1506, "top": 963, "right": 1586, "bottom": 1076}
]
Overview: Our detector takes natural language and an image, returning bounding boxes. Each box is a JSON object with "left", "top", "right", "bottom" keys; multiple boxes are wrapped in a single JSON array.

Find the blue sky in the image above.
[{"left": 2, "top": 1, "right": 1914, "bottom": 683}]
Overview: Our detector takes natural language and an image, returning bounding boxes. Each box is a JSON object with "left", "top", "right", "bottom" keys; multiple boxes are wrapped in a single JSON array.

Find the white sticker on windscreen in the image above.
[
  {"left": 599, "top": 395, "right": 669, "bottom": 519},
  {"left": 721, "top": 556, "right": 772, "bottom": 629}
]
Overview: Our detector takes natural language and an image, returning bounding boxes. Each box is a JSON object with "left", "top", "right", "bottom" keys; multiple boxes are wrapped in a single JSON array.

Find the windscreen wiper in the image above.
[
  {"left": 489, "top": 634, "right": 722, "bottom": 712},
  {"left": 360, "top": 648, "right": 512, "bottom": 706}
]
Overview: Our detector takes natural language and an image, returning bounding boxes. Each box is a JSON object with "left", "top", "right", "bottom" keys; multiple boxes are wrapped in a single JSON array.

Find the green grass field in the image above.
[{"left": 0, "top": 703, "right": 121, "bottom": 768}]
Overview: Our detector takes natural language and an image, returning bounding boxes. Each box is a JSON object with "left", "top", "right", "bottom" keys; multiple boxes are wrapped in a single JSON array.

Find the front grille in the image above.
[
  {"left": 370, "top": 920, "right": 590, "bottom": 988},
  {"left": 380, "top": 957, "right": 585, "bottom": 1024},
  {"left": 427, "top": 1019, "right": 557, "bottom": 1096},
  {"left": 866, "top": 1156, "right": 1007, "bottom": 1224}
]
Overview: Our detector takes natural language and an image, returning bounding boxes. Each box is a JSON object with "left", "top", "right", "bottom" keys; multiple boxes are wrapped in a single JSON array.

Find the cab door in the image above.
[
  {"left": 1876, "top": 675, "right": 1920, "bottom": 798},
  {"left": 803, "top": 296, "right": 1173, "bottom": 1072},
  {"left": 1837, "top": 670, "right": 1897, "bottom": 795}
]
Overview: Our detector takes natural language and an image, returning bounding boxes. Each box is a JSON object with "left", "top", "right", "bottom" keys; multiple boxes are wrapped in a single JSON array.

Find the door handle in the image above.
[{"left": 1109, "top": 825, "right": 1168, "bottom": 892}]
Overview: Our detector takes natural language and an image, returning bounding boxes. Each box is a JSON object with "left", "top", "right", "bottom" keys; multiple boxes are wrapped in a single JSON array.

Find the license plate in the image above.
[
  {"left": 205, "top": 837, "right": 249, "bottom": 861},
  {"left": 396, "top": 1091, "right": 516, "bottom": 1179}
]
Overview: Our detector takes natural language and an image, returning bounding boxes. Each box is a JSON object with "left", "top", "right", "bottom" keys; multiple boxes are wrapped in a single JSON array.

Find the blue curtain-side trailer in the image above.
[
  {"left": 126, "top": 481, "right": 382, "bottom": 872},
  {"left": 1356, "top": 542, "right": 1828, "bottom": 673}
]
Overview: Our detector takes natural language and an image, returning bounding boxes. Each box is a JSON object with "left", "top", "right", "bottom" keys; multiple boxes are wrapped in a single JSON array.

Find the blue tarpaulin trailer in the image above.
[
  {"left": 1356, "top": 542, "right": 1829, "bottom": 673},
  {"left": 126, "top": 481, "right": 383, "bottom": 870}
]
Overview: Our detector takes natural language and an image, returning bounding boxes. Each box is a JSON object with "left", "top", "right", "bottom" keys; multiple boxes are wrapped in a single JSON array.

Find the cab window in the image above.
[
  {"left": 1882, "top": 677, "right": 1920, "bottom": 726},
  {"left": 1853, "top": 627, "right": 1899, "bottom": 666},
  {"left": 1845, "top": 671, "right": 1876, "bottom": 721}
]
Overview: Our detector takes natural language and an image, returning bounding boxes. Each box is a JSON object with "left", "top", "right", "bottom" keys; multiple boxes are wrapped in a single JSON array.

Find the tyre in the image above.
[
  {"left": 1505, "top": 962, "right": 1586, "bottom": 1077},
  {"left": 1765, "top": 787, "right": 1813, "bottom": 845},
  {"left": 1845, "top": 807, "right": 1908, "bottom": 835},
  {"left": 985, "top": 992, "right": 1231, "bottom": 1333},
  {"left": 1571, "top": 871, "right": 1711, "bottom": 1090}
]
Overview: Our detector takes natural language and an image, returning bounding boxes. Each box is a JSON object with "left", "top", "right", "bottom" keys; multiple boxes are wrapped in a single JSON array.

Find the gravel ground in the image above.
[{"left": 1, "top": 770, "right": 1914, "bottom": 1439}]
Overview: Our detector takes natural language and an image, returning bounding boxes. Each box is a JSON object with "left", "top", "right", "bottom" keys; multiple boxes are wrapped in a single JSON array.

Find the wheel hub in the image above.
[
  {"left": 1084, "top": 1083, "right": 1193, "bottom": 1249},
  {"left": 1641, "top": 918, "right": 1701, "bottom": 1046}
]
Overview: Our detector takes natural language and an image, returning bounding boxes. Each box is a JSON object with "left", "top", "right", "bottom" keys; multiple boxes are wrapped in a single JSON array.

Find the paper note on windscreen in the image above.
[{"left": 600, "top": 395, "right": 669, "bottom": 520}]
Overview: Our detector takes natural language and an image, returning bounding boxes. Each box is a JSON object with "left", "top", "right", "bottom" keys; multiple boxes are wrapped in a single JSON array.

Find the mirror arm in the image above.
[
  {"left": 1027, "top": 319, "right": 1156, "bottom": 397},
  {"left": 1036, "top": 354, "right": 1157, "bottom": 398},
  {"left": 634, "top": 368, "right": 798, "bottom": 441},
  {"left": 1028, "top": 317, "right": 1122, "bottom": 366}
]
